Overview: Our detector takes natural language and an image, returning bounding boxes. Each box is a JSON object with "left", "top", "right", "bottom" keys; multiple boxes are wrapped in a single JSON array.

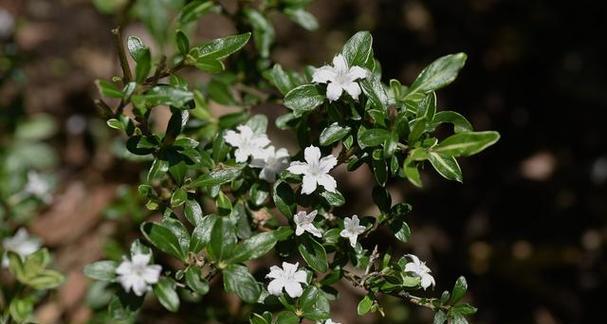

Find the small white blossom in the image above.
[
  {"left": 323, "top": 320, "right": 342, "bottom": 324},
  {"left": 2, "top": 228, "right": 41, "bottom": 267},
  {"left": 404, "top": 254, "right": 435, "bottom": 290},
  {"left": 116, "top": 252, "right": 162, "bottom": 296},
  {"left": 0, "top": 8, "right": 15, "bottom": 39},
  {"left": 250, "top": 146, "right": 290, "bottom": 183},
  {"left": 224, "top": 125, "right": 270, "bottom": 163},
  {"left": 340, "top": 215, "right": 366, "bottom": 247},
  {"left": 266, "top": 261, "right": 307, "bottom": 298},
  {"left": 312, "top": 54, "right": 368, "bottom": 102},
  {"left": 293, "top": 210, "right": 322, "bottom": 238},
  {"left": 287, "top": 146, "right": 337, "bottom": 195},
  {"left": 24, "top": 171, "right": 52, "bottom": 203}
]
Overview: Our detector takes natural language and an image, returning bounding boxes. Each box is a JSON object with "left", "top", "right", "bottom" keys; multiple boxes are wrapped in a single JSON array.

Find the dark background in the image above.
[{"left": 1, "top": 0, "right": 605, "bottom": 323}]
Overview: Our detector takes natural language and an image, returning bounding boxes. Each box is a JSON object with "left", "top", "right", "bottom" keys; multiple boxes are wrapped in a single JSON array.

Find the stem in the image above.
[{"left": 112, "top": 27, "right": 132, "bottom": 83}]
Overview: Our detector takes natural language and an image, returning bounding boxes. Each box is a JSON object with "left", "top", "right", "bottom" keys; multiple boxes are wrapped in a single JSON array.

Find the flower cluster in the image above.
[{"left": 224, "top": 125, "right": 290, "bottom": 183}]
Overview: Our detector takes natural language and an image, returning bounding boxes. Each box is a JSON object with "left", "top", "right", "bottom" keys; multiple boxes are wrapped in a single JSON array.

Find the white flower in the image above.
[
  {"left": 250, "top": 146, "right": 290, "bottom": 183},
  {"left": 323, "top": 320, "right": 341, "bottom": 324},
  {"left": 266, "top": 261, "right": 307, "bottom": 298},
  {"left": 116, "top": 252, "right": 162, "bottom": 296},
  {"left": 404, "top": 254, "right": 435, "bottom": 290},
  {"left": 224, "top": 125, "right": 270, "bottom": 163},
  {"left": 0, "top": 8, "right": 15, "bottom": 39},
  {"left": 340, "top": 215, "right": 366, "bottom": 247},
  {"left": 312, "top": 54, "right": 368, "bottom": 102},
  {"left": 24, "top": 171, "right": 52, "bottom": 203},
  {"left": 293, "top": 210, "right": 322, "bottom": 238},
  {"left": 287, "top": 146, "right": 338, "bottom": 195},
  {"left": 2, "top": 228, "right": 41, "bottom": 267}
]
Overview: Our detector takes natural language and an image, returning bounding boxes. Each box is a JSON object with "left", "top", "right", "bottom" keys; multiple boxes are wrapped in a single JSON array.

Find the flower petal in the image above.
[
  {"left": 348, "top": 66, "right": 368, "bottom": 81},
  {"left": 317, "top": 174, "right": 337, "bottom": 192},
  {"left": 319, "top": 155, "right": 338, "bottom": 173},
  {"left": 301, "top": 174, "right": 318, "bottom": 195},
  {"left": 267, "top": 278, "right": 284, "bottom": 296},
  {"left": 312, "top": 66, "right": 337, "bottom": 84},
  {"left": 234, "top": 149, "right": 249, "bottom": 163},
  {"left": 343, "top": 82, "right": 362, "bottom": 100},
  {"left": 332, "top": 54, "right": 348, "bottom": 73},
  {"left": 266, "top": 266, "right": 284, "bottom": 279},
  {"left": 304, "top": 146, "right": 321, "bottom": 164},
  {"left": 293, "top": 270, "right": 307, "bottom": 283},
  {"left": 223, "top": 130, "right": 241, "bottom": 147},
  {"left": 284, "top": 281, "right": 303, "bottom": 298},
  {"left": 142, "top": 265, "right": 162, "bottom": 284},
  {"left": 287, "top": 161, "right": 308, "bottom": 175},
  {"left": 326, "top": 82, "right": 343, "bottom": 102}
]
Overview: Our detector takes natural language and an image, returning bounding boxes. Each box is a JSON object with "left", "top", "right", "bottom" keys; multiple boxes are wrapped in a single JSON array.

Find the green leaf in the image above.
[
  {"left": 409, "top": 52, "right": 467, "bottom": 94},
  {"left": 451, "top": 276, "right": 468, "bottom": 304},
  {"left": 244, "top": 9, "right": 275, "bottom": 59},
  {"left": 127, "top": 36, "right": 147, "bottom": 62},
  {"left": 153, "top": 277, "right": 180, "bottom": 312},
  {"left": 431, "top": 111, "right": 473, "bottom": 133},
  {"left": 128, "top": 36, "right": 151, "bottom": 82},
  {"left": 9, "top": 298, "right": 33, "bottom": 323},
  {"left": 299, "top": 286, "right": 330, "bottom": 320},
  {"left": 185, "top": 267, "right": 209, "bottom": 295},
  {"left": 273, "top": 181, "right": 296, "bottom": 218},
  {"left": 298, "top": 236, "right": 328, "bottom": 273},
  {"left": 428, "top": 152, "right": 463, "bottom": 182},
  {"left": 358, "top": 127, "right": 389, "bottom": 149},
  {"left": 161, "top": 217, "right": 191, "bottom": 255},
  {"left": 223, "top": 264, "right": 261, "bottom": 303},
  {"left": 141, "top": 222, "right": 186, "bottom": 260},
  {"left": 341, "top": 31, "right": 373, "bottom": 67},
  {"left": 96, "top": 80, "right": 123, "bottom": 98},
  {"left": 320, "top": 123, "right": 351, "bottom": 146},
  {"left": 23, "top": 248, "right": 50, "bottom": 278},
  {"left": 207, "top": 217, "right": 236, "bottom": 261},
  {"left": 170, "top": 188, "right": 187, "bottom": 207},
  {"left": 192, "top": 166, "right": 243, "bottom": 187},
  {"left": 184, "top": 199, "right": 204, "bottom": 226},
  {"left": 360, "top": 76, "right": 388, "bottom": 110},
  {"left": 176, "top": 30, "right": 190, "bottom": 55},
  {"left": 433, "top": 131, "right": 500, "bottom": 157},
  {"left": 275, "top": 311, "right": 299, "bottom": 324},
  {"left": 265, "top": 64, "right": 299, "bottom": 95},
  {"left": 246, "top": 114, "right": 268, "bottom": 134},
  {"left": 284, "top": 8, "right": 318, "bottom": 31},
  {"left": 132, "top": 85, "right": 194, "bottom": 109},
  {"left": 433, "top": 310, "right": 448, "bottom": 324},
  {"left": 188, "top": 33, "right": 251, "bottom": 73},
  {"left": 27, "top": 270, "right": 64, "bottom": 289},
  {"left": 357, "top": 295, "right": 373, "bottom": 315},
  {"left": 227, "top": 230, "right": 287, "bottom": 264},
  {"left": 189, "top": 214, "right": 218, "bottom": 253},
  {"left": 284, "top": 84, "right": 325, "bottom": 116},
  {"left": 84, "top": 261, "right": 118, "bottom": 281},
  {"left": 320, "top": 190, "right": 345, "bottom": 207},
  {"left": 178, "top": 0, "right": 218, "bottom": 26}
]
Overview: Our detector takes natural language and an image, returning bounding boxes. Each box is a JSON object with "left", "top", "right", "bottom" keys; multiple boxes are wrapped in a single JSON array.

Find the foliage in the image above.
[{"left": 87, "top": 0, "right": 500, "bottom": 323}]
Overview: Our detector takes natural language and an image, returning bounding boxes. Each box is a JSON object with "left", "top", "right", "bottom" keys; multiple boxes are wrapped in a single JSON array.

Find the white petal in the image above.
[
  {"left": 347, "top": 234, "right": 358, "bottom": 247},
  {"left": 326, "top": 82, "right": 343, "bottom": 102},
  {"left": 236, "top": 125, "right": 253, "bottom": 137},
  {"left": 407, "top": 254, "right": 421, "bottom": 265},
  {"left": 282, "top": 262, "right": 298, "bottom": 274},
  {"left": 287, "top": 161, "right": 308, "bottom": 175},
  {"left": 118, "top": 274, "right": 134, "bottom": 292},
  {"left": 305, "top": 224, "right": 322, "bottom": 238},
  {"left": 266, "top": 266, "right": 284, "bottom": 279},
  {"left": 404, "top": 263, "right": 420, "bottom": 274},
  {"left": 319, "top": 155, "right": 337, "bottom": 173},
  {"left": 293, "top": 270, "right": 307, "bottom": 283},
  {"left": 420, "top": 274, "right": 435, "bottom": 290},
  {"left": 259, "top": 168, "right": 276, "bottom": 182},
  {"left": 251, "top": 134, "right": 271, "bottom": 148},
  {"left": 223, "top": 130, "right": 241, "bottom": 147},
  {"left": 249, "top": 157, "right": 266, "bottom": 169},
  {"left": 131, "top": 279, "right": 148, "bottom": 296},
  {"left": 304, "top": 146, "right": 321, "bottom": 164},
  {"left": 142, "top": 265, "right": 162, "bottom": 284},
  {"left": 343, "top": 82, "right": 362, "bottom": 100},
  {"left": 332, "top": 54, "right": 348, "bottom": 73},
  {"left": 284, "top": 281, "right": 303, "bottom": 298},
  {"left": 317, "top": 174, "right": 337, "bottom": 192},
  {"left": 295, "top": 226, "right": 305, "bottom": 236},
  {"left": 115, "top": 260, "right": 132, "bottom": 275},
  {"left": 131, "top": 253, "right": 151, "bottom": 266},
  {"left": 348, "top": 66, "right": 368, "bottom": 81},
  {"left": 267, "top": 279, "right": 284, "bottom": 296},
  {"left": 275, "top": 148, "right": 290, "bottom": 158},
  {"left": 234, "top": 149, "right": 249, "bottom": 163},
  {"left": 312, "top": 66, "right": 337, "bottom": 84},
  {"left": 301, "top": 174, "right": 318, "bottom": 195}
]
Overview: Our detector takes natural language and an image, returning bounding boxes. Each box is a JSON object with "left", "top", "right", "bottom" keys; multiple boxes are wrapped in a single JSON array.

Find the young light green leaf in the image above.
[
  {"left": 357, "top": 295, "right": 373, "bottom": 315},
  {"left": 178, "top": 0, "right": 218, "bottom": 26},
  {"left": 409, "top": 52, "right": 467, "bottom": 94},
  {"left": 96, "top": 80, "right": 123, "bottom": 98},
  {"left": 84, "top": 261, "right": 118, "bottom": 281},
  {"left": 284, "top": 8, "right": 319, "bottom": 31},
  {"left": 430, "top": 111, "right": 474, "bottom": 133},
  {"left": 433, "top": 131, "right": 500, "bottom": 157},
  {"left": 428, "top": 152, "right": 463, "bottom": 182}
]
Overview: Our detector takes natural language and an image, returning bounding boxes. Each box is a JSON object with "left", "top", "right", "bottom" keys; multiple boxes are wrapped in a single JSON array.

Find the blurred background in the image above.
[{"left": 1, "top": 0, "right": 605, "bottom": 323}]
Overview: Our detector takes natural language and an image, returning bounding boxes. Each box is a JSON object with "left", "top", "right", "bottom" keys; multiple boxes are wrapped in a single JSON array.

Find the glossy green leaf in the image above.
[
  {"left": 189, "top": 214, "right": 218, "bottom": 253},
  {"left": 188, "top": 33, "right": 251, "bottom": 72},
  {"left": 176, "top": 30, "right": 190, "bottom": 55},
  {"left": 451, "top": 276, "right": 468, "bottom": 304},
  {"left": 141, "top": 222, "right": 186, "bottom": 260},
  {"left": 284, "top": 84, "right": 325, "bottom": 116},
  {"left": 185, "top": 267, "right": 209, "bottom": 295},
  {"left": 284, "top": 8, "right": 318, "bottom": 31},
  {"left": 184, "top": 199, "right": 204, "bottom": 226},
  {"left": 223, "top": 264, "right": 261, "bottom": 303},
  {"left": 434, "top": 131, "right": 500, "bottom": 157},
  {"left": 178, "top": 0, "right": 218, "bottom": 26},
  {"left": 320, "top": 123, "right": 351, "bottom": 146},
  {"left": 299, "top": 285, "right": 330, "bottom": 320},
  {"left": 207, "top": 217, "right": 236, "bottom": 261},
  {"left": 298, "top": 236, "right": 328, "bottom": 273},
  {"left": 192, "top": 166, "right": 242, "bottom": 187},
  {"left": 27, "top": 270, "right": 64, "bottom": 289},
  {"left": 84, "top": 261, "right": 118, "bottom": 281},
  {"left": 341, "top": 31, "right": 373, "bottom": 67},
  {"left": 153, "top": 277, "right": 180, "bottom": 312},
  {"left": 273, "top": 180, "right": 296, "bottom": 218},
  {"left": 9, "top": 298, "right": 33, "bottom": 323},
  {"left": 227, "top": 230, "right": 286, "bottom": 264},
  {"left": 428, "top": 152, "right": 463, "bottom": 182},
  {"left": 358, "top": 127, "right": 390, "bottom": 149},
  {"left": 409, "top": 52, "right": 467, "bottom": 94},
  {"left": 357, "top": 295, "right": 373, "bottom": 315},
  {"left": 96, "top": 80, "right": 123, "bottom": 98},
  {"left": 244, "top": 9, "right": 274, "bottom": 59}
]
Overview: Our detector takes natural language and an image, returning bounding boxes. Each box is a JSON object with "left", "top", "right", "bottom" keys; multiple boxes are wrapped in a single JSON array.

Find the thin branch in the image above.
[{"left": 112, "top": 27, "right": 132, "bottom": 83}]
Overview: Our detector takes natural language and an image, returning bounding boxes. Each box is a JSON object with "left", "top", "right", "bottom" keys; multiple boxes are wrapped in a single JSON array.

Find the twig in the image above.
[{"left": 112, "top": 27, "right": 132, "bottom": 83}]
